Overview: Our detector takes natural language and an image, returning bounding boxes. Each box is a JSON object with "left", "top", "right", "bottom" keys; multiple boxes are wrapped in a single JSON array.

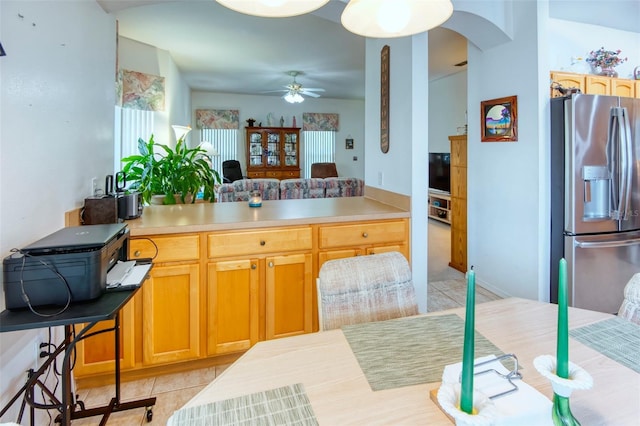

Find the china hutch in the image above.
[{"left": 245, "top": 126, "right": 301, "bottom": 179}]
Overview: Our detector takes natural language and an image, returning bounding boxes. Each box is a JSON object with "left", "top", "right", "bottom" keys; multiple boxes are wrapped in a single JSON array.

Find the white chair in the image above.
[
  {"left": 618, "top": 273, "right": 640, "bottom": 325},
  {"left": 317, "top": 252, "right": 419, "bottom": 331}
]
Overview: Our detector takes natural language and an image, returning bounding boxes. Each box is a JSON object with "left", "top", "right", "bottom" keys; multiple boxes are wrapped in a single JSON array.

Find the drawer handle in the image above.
[
  {"left": 251, "top": 264, "right": 257, "bottom": 270},
  {"left": 268, "top": 261, "right": 274, "bottom": 268},
  {"left": 362, "top": 232, "right": 368, "bottom": 238},
  {"left": 134, "top": 250, "right": 141, "bottom": 257},
  {"left": 260, "top": 240, "right": 266, "bottom": 246}
]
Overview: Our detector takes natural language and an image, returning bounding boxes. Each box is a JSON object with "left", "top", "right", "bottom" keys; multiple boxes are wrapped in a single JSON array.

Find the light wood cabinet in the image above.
[
  {"left": 73, "top": 297, "right": 137, "bottom": 376},
  {"left": 133, "top": 235, "right": 201, "bottom": 365},
  {"left": 551, "top": 71, "right": 639, "bottom": 98},
  {"left": 317, "top": 220, "right": 409, "bottom": 270},
  {"left": 449, "top": 135, "right": 467, "bottom": 272},
  {"left": 246, "top": 126, "right": 301, "bottom": 179},
  {"left": 75, "top": 217, "right": 409, "bottom": 381},
  {"left": 207, "top": 227, "right": 313, "bottom": 349}
]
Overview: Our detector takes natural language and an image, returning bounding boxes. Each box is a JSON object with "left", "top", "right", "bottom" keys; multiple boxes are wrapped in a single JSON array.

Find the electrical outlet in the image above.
[
  {"left": 378, "top": 171, "right": 384, "bottom": 186},
  {"left": 90, "top": 177, "right": 97, "bottom": 196}
]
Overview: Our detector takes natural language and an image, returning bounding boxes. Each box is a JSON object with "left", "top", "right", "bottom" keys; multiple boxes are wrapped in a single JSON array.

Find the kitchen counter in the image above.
[{"left": 126, "top": 196, "right": 410, "bottom": 236}]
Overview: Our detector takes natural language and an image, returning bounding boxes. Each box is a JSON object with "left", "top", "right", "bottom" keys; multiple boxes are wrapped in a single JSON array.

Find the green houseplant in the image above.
[{"left": 120, "top": 133, "right": 221, "bottom": 205}]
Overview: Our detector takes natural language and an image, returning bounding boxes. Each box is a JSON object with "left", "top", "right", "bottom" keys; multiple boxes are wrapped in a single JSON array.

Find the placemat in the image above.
[
  {"left": 570, "top": 317, "right": 640, "bottom": 373},
  {"left": 342, "top": 314, "right": 503, "bottom": 391},
  {"left": 169, "top": 383, "right": 318, "bottom": 426}
]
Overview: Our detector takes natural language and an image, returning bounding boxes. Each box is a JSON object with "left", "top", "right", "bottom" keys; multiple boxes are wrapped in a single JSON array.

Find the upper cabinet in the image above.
[
  {"left": 551, "top": 71, "right": 638, "bottom": 98},
  {"left": 245, "top": 127, "right": 301, "bottom": 179}
]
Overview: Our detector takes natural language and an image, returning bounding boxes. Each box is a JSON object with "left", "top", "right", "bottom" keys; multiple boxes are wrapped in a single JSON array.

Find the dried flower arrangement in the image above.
[{"left": 586, "top": 47, "right": 627, "bottom": 69}]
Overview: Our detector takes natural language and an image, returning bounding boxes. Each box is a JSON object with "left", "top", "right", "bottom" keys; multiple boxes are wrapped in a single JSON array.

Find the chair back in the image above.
[
  {"left": 311, "top": 162, "right": 338, "bottom": 179},
  {"left": 317, "top": 252, "right": 418, "bottom": 331},
  {"left": 222, "top": 160, "right": 243, "bottom": 183}
]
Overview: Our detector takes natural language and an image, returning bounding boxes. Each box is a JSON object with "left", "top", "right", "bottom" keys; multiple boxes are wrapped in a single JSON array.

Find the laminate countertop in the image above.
[{"left": 126, "top": 197, "right": 410, "bottom": 236}]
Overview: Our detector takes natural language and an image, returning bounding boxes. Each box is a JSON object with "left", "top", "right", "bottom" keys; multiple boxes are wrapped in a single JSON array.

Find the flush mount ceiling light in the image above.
[
  {"left": 341, "top": 0, "right": 454, "bottom": 38},
  {"left": 216, "top": 0, "right": 329, "bottom": 17}
]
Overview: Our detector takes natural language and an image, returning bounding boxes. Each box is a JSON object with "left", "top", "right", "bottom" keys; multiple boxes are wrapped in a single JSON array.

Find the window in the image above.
[
  {"left": 302, "top": 131, "right": 335, "bottom": 178},
  {"left": 200, "top": 128, "right": 239, "bottom": 176},
  {"left": 114, "top": 106, "right": 154, "bottom": 174}
]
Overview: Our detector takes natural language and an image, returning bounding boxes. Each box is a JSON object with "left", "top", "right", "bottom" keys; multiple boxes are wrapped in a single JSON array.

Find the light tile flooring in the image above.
[{"left": 73, "top": 219, "right": 500, "bottom": 425}]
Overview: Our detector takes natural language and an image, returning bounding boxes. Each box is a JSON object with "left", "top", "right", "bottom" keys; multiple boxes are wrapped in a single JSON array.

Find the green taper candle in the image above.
[
  {"left": 460, "top": 267, "right": 475, "bottom": 413},
  {"left": 557, "top": 258, "right": 569, "bottom": 379}
]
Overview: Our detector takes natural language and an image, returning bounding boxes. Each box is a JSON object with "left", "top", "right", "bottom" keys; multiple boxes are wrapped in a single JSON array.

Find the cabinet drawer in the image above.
[
  {"left": 319, "top": 221, "right": 407, "bottom": 249},
  {"left": 130, "top": 235, "right": 199, "bottom": 263},
  {"left": 208, "top": 227, "right": 312, "bottom": 258}
]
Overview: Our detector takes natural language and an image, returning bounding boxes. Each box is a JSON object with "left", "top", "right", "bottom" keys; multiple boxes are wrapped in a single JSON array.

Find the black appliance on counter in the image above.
[{"left": 3, "top": 223, "right": 129, "bottom": 310}]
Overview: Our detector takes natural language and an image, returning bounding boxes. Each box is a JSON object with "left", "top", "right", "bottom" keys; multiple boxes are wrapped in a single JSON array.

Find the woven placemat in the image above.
[
  {"left": 169, "top": 383, "right": 318, "bottom": 426},
  {"left": 570, "top": 317, "right": 640, "bottom": 373},
  {"left": 342, "top": 314, "right": 503, "bottom": 391}
]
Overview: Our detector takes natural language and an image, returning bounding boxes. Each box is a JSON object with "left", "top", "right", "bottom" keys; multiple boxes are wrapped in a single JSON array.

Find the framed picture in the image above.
[
  {"left": 345, "top": 138, "right": 354, "bottom": 150},
  {"left": 480, "top": 95, "right": 517, "bottom": 142}
]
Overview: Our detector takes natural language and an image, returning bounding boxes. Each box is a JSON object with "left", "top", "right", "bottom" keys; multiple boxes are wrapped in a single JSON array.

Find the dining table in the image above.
[{"left": 168, "top": 298, "right": 640, "bottom": 425}]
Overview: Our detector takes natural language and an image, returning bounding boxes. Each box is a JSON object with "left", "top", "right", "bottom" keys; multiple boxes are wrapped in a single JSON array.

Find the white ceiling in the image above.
[{"left": 99, "top": 0, "right": 639, "bottom": 101}]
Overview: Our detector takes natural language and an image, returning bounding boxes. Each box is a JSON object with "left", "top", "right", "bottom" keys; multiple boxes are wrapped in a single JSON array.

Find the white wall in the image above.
[
  {"left": 429, "top": 70, "right": 468, "bottom": 153},
  {"left": 191, "top": 91, "right": 365, "bottom": 178},
  {"left": 548, "top": 18, "right": 640, "bottom": 79},
  {"left": 466, "top": 0, "right": 545, "bottom": 300},
  {"left": 363, "top": 35, "right": 430, "bottom": 312},
  {"left": 0, "top": 1, "right": 115, "bottom": 421},
  {"left": 118, "top": 36, "right": 191, "bottom": 148}
]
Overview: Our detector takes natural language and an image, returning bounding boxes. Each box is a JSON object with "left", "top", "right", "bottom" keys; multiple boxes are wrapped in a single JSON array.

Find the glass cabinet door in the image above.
[
  {"left": 284, "top": 131, "right": 298, "bottom": 167},
  {"left": 249, "top": 131, "right": 263, "bottom": 167},
  {"left": 266, "top": 132, "right": 281, "bottom": 167}
]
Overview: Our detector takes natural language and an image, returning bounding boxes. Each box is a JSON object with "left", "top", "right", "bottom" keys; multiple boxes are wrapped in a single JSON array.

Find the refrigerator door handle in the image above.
[
  {"left": 608, "top": 107, "right": 621, "bottom": 220},
  {"left": 620, "top": 107, "right": 632, "bottom": 221},
  {"left": 575, "top": 237, "right": 640, "bottom": 249}
]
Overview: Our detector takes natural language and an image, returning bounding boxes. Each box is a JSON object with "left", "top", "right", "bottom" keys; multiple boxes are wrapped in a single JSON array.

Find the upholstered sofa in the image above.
[{"left": 216, "top": 177, "right": 364, "bottom": 202}]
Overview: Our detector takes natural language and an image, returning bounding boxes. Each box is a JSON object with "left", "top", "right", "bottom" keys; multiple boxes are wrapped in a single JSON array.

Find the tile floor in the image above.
[{"left": 73, "top": 219, "right": 500, "bottom": 425}]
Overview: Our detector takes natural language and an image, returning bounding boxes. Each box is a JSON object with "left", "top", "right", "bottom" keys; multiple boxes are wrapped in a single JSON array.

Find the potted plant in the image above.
[{"left": 120, "top": 133, "right": 221, "bottom": 205}]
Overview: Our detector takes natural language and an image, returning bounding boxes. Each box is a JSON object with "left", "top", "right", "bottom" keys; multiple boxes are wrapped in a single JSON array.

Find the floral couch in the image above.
[{"left": 216, "top": 177, "right": 364, "bottom": 202}]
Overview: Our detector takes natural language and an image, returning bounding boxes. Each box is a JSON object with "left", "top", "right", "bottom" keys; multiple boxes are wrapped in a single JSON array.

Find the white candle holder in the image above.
[
  {"left": 248, "top": 191, "right": 262, "bottom": 208},
  {"left": 436, "top": 383, "right": 498, "bottom": 425},
  {"left": 533, "top": 355, "right": 593, "bottom": 397}
]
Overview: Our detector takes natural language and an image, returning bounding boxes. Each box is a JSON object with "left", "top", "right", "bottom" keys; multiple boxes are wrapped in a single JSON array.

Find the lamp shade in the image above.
[
  {"left": 341, "top": 0, "right": 453, "bottom": 38},
  {"left": 284, "top": 92, "right": 304, "bottom": 103},
  {"left": 172, "top": 125, "right": 192, "bottom": 141},
  {"left": 216, "top": 0, "right": 329, "bottom": 17}
]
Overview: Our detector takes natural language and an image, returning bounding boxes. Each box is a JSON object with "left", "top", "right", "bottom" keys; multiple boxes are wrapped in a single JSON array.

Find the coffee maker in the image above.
[{"left": 115, "top": 172, "right": 143, "bottom": 220}]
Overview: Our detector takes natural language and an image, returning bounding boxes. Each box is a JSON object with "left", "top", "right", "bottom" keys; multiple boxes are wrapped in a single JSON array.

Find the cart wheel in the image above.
[{"left": 146, "top": 408, "right": 153, "bottom": 422}]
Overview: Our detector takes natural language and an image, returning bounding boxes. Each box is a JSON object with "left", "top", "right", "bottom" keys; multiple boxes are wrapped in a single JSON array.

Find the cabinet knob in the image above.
[
  {"left": 134, "top": 250, "right": 141, "bottom": 257},
  {"left": 362, "top": 232, "right": 368, "bottom": 238},
  {"left": 268, "top": 261, "right": 274, "bottom": 268},
  {"left": 251, "top": 264, "right": 257, "bottom": 270},
  {"left": 260, "top": 240, "right": 266, "bottom": 246}
]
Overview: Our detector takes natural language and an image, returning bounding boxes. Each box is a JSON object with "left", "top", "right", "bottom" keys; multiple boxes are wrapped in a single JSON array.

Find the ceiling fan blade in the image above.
[
  {"left": 260, "top": 89, "right": 288, "bottom": 94},
  {"left": 301, "top": 88, "right": 325, "bottom": 92},
  {"left": 300, "top": 90, "right": 321, "bottom": 98}
]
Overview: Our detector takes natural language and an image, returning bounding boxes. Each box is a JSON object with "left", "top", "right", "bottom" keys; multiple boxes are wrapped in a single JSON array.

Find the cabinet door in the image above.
[
  {"left": 143, "top": 264, "right": 200, "bottom": 365},
  {"left": 265, "top": 253, "right": 313, "bottom": 340},
  {"left": 265, "top": 130, "right": 281, "bottom": 168},
  {"left": 247, "top": 129, "right": 264, "bottom": 168},
  {"left": 73, "top": 295, "right": 136, "bottom": 377},
  {"left": 585, "top": 75, "right": 611, "bottom": 95},
  {"left": 611, "top": 79, "right": 635, "bottom": 98},
  {"left": 318, "top": 248, "right": 363, "bottom": 271},
  {"left": 283, "top": 130, "right": 299, "bottom": 168},
  {"left": 550, "top": 72, "right": 585, "bottom": 97},
  {"left": 207, "top": 259, "right": 259, "bottom": 355},
  {"left": 366, "top": 245, "right": 405, "bottom": 256}
]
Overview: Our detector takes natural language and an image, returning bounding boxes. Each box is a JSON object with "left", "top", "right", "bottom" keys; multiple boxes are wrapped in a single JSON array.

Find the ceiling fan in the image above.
[{"left": 264, "top": 71, "right": 325, "bottom": 103}]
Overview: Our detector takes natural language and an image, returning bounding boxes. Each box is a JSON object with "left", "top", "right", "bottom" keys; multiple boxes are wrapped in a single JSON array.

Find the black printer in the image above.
[{"left": 3, "top": 223, "right": 129, "bottom": 310}]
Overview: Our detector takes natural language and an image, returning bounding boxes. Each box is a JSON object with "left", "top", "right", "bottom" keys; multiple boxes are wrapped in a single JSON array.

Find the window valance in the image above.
[
  {"left": 118, "top": 69, "right": 166, "bottom": 111},
  {"left": 196, "top": 109, "right": 240, "bottom": 129},
  {"left": 302, "top": 113, "right": 339, "bottom": 131}
]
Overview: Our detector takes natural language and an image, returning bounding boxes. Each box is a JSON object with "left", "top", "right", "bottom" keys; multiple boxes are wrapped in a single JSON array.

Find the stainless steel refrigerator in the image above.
[{"left": 550, "top": 93, "right": 640, "bottom": 314}]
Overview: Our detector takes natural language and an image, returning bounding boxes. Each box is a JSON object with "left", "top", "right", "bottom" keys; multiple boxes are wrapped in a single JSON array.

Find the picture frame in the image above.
[
  {"left": 480, "top": 95, "right": 517, "bottom": 142},
  {"left": 380, "top": 45, "right": 390, "bottom": 153},
  {"left": 345, "top": 138, "right": 354, "bottom": 150}
]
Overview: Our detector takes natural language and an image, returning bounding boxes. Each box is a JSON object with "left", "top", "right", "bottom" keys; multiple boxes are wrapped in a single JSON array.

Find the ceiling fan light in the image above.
[
  {"left": 341, "top": 0, "right": 454, "bottom": 38},
  {"left": 216, "top": 0, "right": 330, "bottom": 17}
]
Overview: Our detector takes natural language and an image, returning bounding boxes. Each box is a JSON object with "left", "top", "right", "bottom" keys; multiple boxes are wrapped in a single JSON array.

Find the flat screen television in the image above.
[{"left": 428, "top": 153, "right": 450, "bottom": 193}]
